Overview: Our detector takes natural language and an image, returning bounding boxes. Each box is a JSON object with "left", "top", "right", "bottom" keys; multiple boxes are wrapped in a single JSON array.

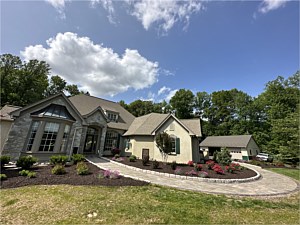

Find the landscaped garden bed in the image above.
[
  {"left": 0, "top": 161, "right": 149, "bottom": 189},
  {"left": 107, "top": 156, "right": 257, "bottom": 179}
]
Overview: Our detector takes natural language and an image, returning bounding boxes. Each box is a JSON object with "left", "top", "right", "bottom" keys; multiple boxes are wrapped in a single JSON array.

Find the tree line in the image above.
[
  {"left": 120, "top": 72, "right": 299, "bottom": 165},
  {"left": 0, "top": 54, "right": 88, "bottom": 107},
  {"left": 1, "top": 54, "right": 299, "bottom": 164}
]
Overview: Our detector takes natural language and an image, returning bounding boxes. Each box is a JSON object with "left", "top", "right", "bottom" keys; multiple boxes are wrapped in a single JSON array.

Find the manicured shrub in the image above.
[
  {"left": 0, "top": 155, "right": 10, "bottom": 168},
  {"left": 187, "top": 160, "right": 194, "bottom": 167},
  {"left": 213, "top": 151, "right": 218, "bottom": 162},
  {"left": 19, "top": 170, "right": 30, "bottom": 176},
  {"left": 76, "top": 162, "right": 90, "bottom": 175},
  {"left": 142, "top": 156, "right": 149, "bottom": 166},
  {"left": 16, "top": 156, "right": 37, "bottom": 169},
  {"left": 27, "top": 171, "right": 37, "bottom": 178},
  {"left": 50, "top": 155, "right": 68, "bottom": 165},
  {"left": 194, "top": 164, "right": 202, "bottom": 171},
  {"left": 198, "top": 171, "right": 209, "bottom": 178},
  {"left": 152, "top": 160, "right": 159, "bottom": 169},
  {"left": 71, "top": 154, "right": 85, "bottom": 164},
  {"left": 206, "top": 160, "right": 215, "bottom": 170},
  {"left": 114, "top": 154, "right": 120, "bottom": 159},
  {"left": 111, "top": 148, "right": 120, "bottom": 156},
  {"left": 212, "top": 164, "right": 224, "bottom": 174},
  {"left": 174, "top": 168, "right": 183, "bottom": 175},
  {"left": 225, "top": 165, "right": 235, "bottom": 173},
  {"left": 51, "top": 164, "right": 66, "bottom": 175},
  {"left": 129, "top": 155, "right": 137, "bottom": 162},
  {"left": 216, "top": 148, "right": 232, "bottom": 166},
  {"left": 170, "top": 161, "right": 177, "bottom": 170},
  {"left": 0, "top": 174, "right": 7, "bottom": 180}
]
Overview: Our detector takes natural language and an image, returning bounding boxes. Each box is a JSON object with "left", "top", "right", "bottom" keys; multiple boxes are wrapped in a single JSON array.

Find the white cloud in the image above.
[
  {"left": 157, "top": 86, "right": 171, "bottom": 96},
  {"left": 45, "top": 0, "right": 68, "bottom": 19},
  {"left": 258, "top": 0, "right": 288, "bottom": 14},
  {"left": 126, "top": 0, "right": 202, "bottom": 34},
  {"left": 21, "top": 32, "right": 159, "bottom": 97},
  {"left": 165, "top": 89, "right": 178, "bottom": 102},
  {"left": 90, "top": 0, "right": 117, "bottom": 24}
]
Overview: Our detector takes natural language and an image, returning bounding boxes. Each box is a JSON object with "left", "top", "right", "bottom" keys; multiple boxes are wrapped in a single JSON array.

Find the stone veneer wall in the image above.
[{"left": 2, "top": 113, "right": 32, "bottom": 160}]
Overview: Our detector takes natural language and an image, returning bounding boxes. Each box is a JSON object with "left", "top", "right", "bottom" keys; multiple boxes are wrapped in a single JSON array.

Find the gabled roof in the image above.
[
  {"left": 199, "top": 135, "right": 253, "bottom": 148},
  {"left": 69, "top": 94, "right": 135, "bottom": 130},
  {"left": 124, "top": 113, "right": 169, "bottom": 136},
  {"left": 9, "top": 92, "right": 86, "bottom": 125},
  {"left": 0, "top": 105, "right": 21, "bottom": 121},
  {"left": 123, "top": 113, "right": 201, "bottom": 137},
  {"left": 181, "top": 118, "right": 202, "bottom": 137}
]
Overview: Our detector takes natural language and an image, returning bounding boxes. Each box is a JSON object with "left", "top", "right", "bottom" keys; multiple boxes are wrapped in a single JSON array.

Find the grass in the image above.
[
  {"left": 1, "top": 185, "right": 299, "bottom": 224},
  {"left": 267, "top": 168, "right": 300, "bottom": 181}
]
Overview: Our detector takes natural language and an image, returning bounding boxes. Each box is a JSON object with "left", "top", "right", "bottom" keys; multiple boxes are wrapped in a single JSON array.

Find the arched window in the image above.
[{"left": 25, "top": 104, "right": 74, "bottom": 153}]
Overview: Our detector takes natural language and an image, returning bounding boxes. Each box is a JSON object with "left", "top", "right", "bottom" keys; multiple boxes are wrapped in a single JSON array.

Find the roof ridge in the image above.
[{"left": 72, "top": 94, "right": 118, "bottom": 104}]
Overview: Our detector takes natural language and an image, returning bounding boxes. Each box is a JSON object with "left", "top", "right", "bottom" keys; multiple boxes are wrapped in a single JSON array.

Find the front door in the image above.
[
  {"left": 142, "top": 148, "right": 149, "bottom": 159},
  {"left": 84, "top": 127, "right": 98, "bottom": 153}
]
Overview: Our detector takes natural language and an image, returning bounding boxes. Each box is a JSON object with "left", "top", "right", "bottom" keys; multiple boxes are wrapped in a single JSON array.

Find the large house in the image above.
[
  {"left": 1, "top": 93, "right": 202, "bottom": 163},
  {"left": 199, "top": 135, "right": 260, "bottom": 161}
]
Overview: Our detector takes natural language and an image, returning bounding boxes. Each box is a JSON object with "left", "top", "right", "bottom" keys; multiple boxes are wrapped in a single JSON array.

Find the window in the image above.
[
  {"left": 39, "top": 122, "right": 60, "bottom": 152},
  {"left": 104, "top": 131, "right": 119, "bottom": 151},
  {"left": 32, "top": 104, "right": 75, "bottom": 120},
  {"left": 107, "top": 113, "right": 117, "bottom": 122},
  {"left": 171, "top": 137, "right": 176, "bottom": 153},
  {"left": 26, "top": 121, "right": 40, "bottom": 151},
  {"left": 169, "top": 135, "right": 180, "bottom": 154},
  {"left": 60, "top": 125, "right": 70, "bottom": 152}
]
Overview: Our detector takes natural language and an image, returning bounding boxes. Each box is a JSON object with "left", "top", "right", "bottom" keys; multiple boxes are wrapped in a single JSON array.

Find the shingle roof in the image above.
[
  {"left": 181, "top": 119, "right": 201, "bottom": 137},
  {"left": 69, "top": 94, "right": 135, "bottom": 130},
  {"left": 123, "top": 113, "right": 202, "bottom": 137},
  {"left": 0, "top": 105, "right": 21, "bottom": 121},
  {"left": 123, "top": 113, "right": 169, "bottom": 136},
  {"left": 199, "top": 135, "right": 253, "bottom": 148}
]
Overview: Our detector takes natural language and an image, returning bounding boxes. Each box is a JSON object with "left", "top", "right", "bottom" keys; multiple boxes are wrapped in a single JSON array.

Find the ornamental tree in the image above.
[{"left": 155, "top": 132, "right": 173, "bottom": 161}]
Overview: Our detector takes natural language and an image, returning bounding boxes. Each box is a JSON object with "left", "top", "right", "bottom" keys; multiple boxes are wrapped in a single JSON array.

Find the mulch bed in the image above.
[
  {"left": 0, "top": 162, "right": 149, "bottom": 189},
  {"left": 107, "top": 157, "right": 257, "bottom": 179}
]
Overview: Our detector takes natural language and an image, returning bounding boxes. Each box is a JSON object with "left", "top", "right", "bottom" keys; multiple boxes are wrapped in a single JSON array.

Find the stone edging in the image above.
[{"left": 101, "top": 157, "right": 261, "bottom": 184}]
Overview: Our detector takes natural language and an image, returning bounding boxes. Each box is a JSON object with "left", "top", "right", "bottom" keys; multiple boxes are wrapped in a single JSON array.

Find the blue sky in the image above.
[{"left": 1, "top": 0, "right": 299, "bottom": 103}]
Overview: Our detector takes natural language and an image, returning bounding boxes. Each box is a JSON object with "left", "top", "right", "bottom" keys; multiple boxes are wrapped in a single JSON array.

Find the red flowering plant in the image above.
[
  {"left": 185, "top": 170, "right": 198, "bottom": 176},
  {"left": 225, "top": 164, "right": 235, "bottom": 173},
  {"left": 206, "top": 160, "right": 215, "bottom": 170},
  {"left": 187, "top": 160, "right": 194, "bottom": 167},
  {"left": 230, "top": 163, "right": 241, "bottom": 170},
  {"left": 212, "top": 164, "right": 224, "bottom": 174},
  {"left": 194, "top": 163, "right": 202, "bottom": 171}
]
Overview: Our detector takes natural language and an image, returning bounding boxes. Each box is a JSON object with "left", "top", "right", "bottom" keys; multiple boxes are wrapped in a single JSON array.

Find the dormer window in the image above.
[{"left": 107, "top": 113, "right": 118, "bottom": 122}]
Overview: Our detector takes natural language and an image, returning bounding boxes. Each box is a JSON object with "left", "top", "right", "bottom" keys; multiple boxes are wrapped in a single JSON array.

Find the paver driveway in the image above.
[{"left": 86, "top": 156, "right": 299, "bottom": 197}]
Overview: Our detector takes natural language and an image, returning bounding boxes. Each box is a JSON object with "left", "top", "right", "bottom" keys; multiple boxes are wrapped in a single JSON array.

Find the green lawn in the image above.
[
  {"left": 267, "top": 168, "right": 300, "bottom": 181},
  {"left": 1, "top": 185, "right": 299, "bottom": 224}
]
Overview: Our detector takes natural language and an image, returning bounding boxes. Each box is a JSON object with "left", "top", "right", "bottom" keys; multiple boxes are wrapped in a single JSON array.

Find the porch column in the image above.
[{"left": 98, "top": 125, "right": 107, "bottom": 157}]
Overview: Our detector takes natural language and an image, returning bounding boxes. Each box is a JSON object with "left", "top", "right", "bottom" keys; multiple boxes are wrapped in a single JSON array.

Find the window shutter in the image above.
[
  {"left": 117, "top": 134, "right": 121, "bottom": 148},
  {"left": 175, "top": 138, "right": 180, "bottom": 154}
]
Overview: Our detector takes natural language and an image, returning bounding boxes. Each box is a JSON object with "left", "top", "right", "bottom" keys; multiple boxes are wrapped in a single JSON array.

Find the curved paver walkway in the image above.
[{"left": 86, "top": 156, "right": 299, "bottom": 197}]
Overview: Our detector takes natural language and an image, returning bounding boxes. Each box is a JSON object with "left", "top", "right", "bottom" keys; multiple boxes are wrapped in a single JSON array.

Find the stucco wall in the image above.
[
  {"left": 0, "top": 120, "right": 13, "bottom": 152},
  {"left": 126, "top": 117, "right": 197, "bottom": 164}
]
